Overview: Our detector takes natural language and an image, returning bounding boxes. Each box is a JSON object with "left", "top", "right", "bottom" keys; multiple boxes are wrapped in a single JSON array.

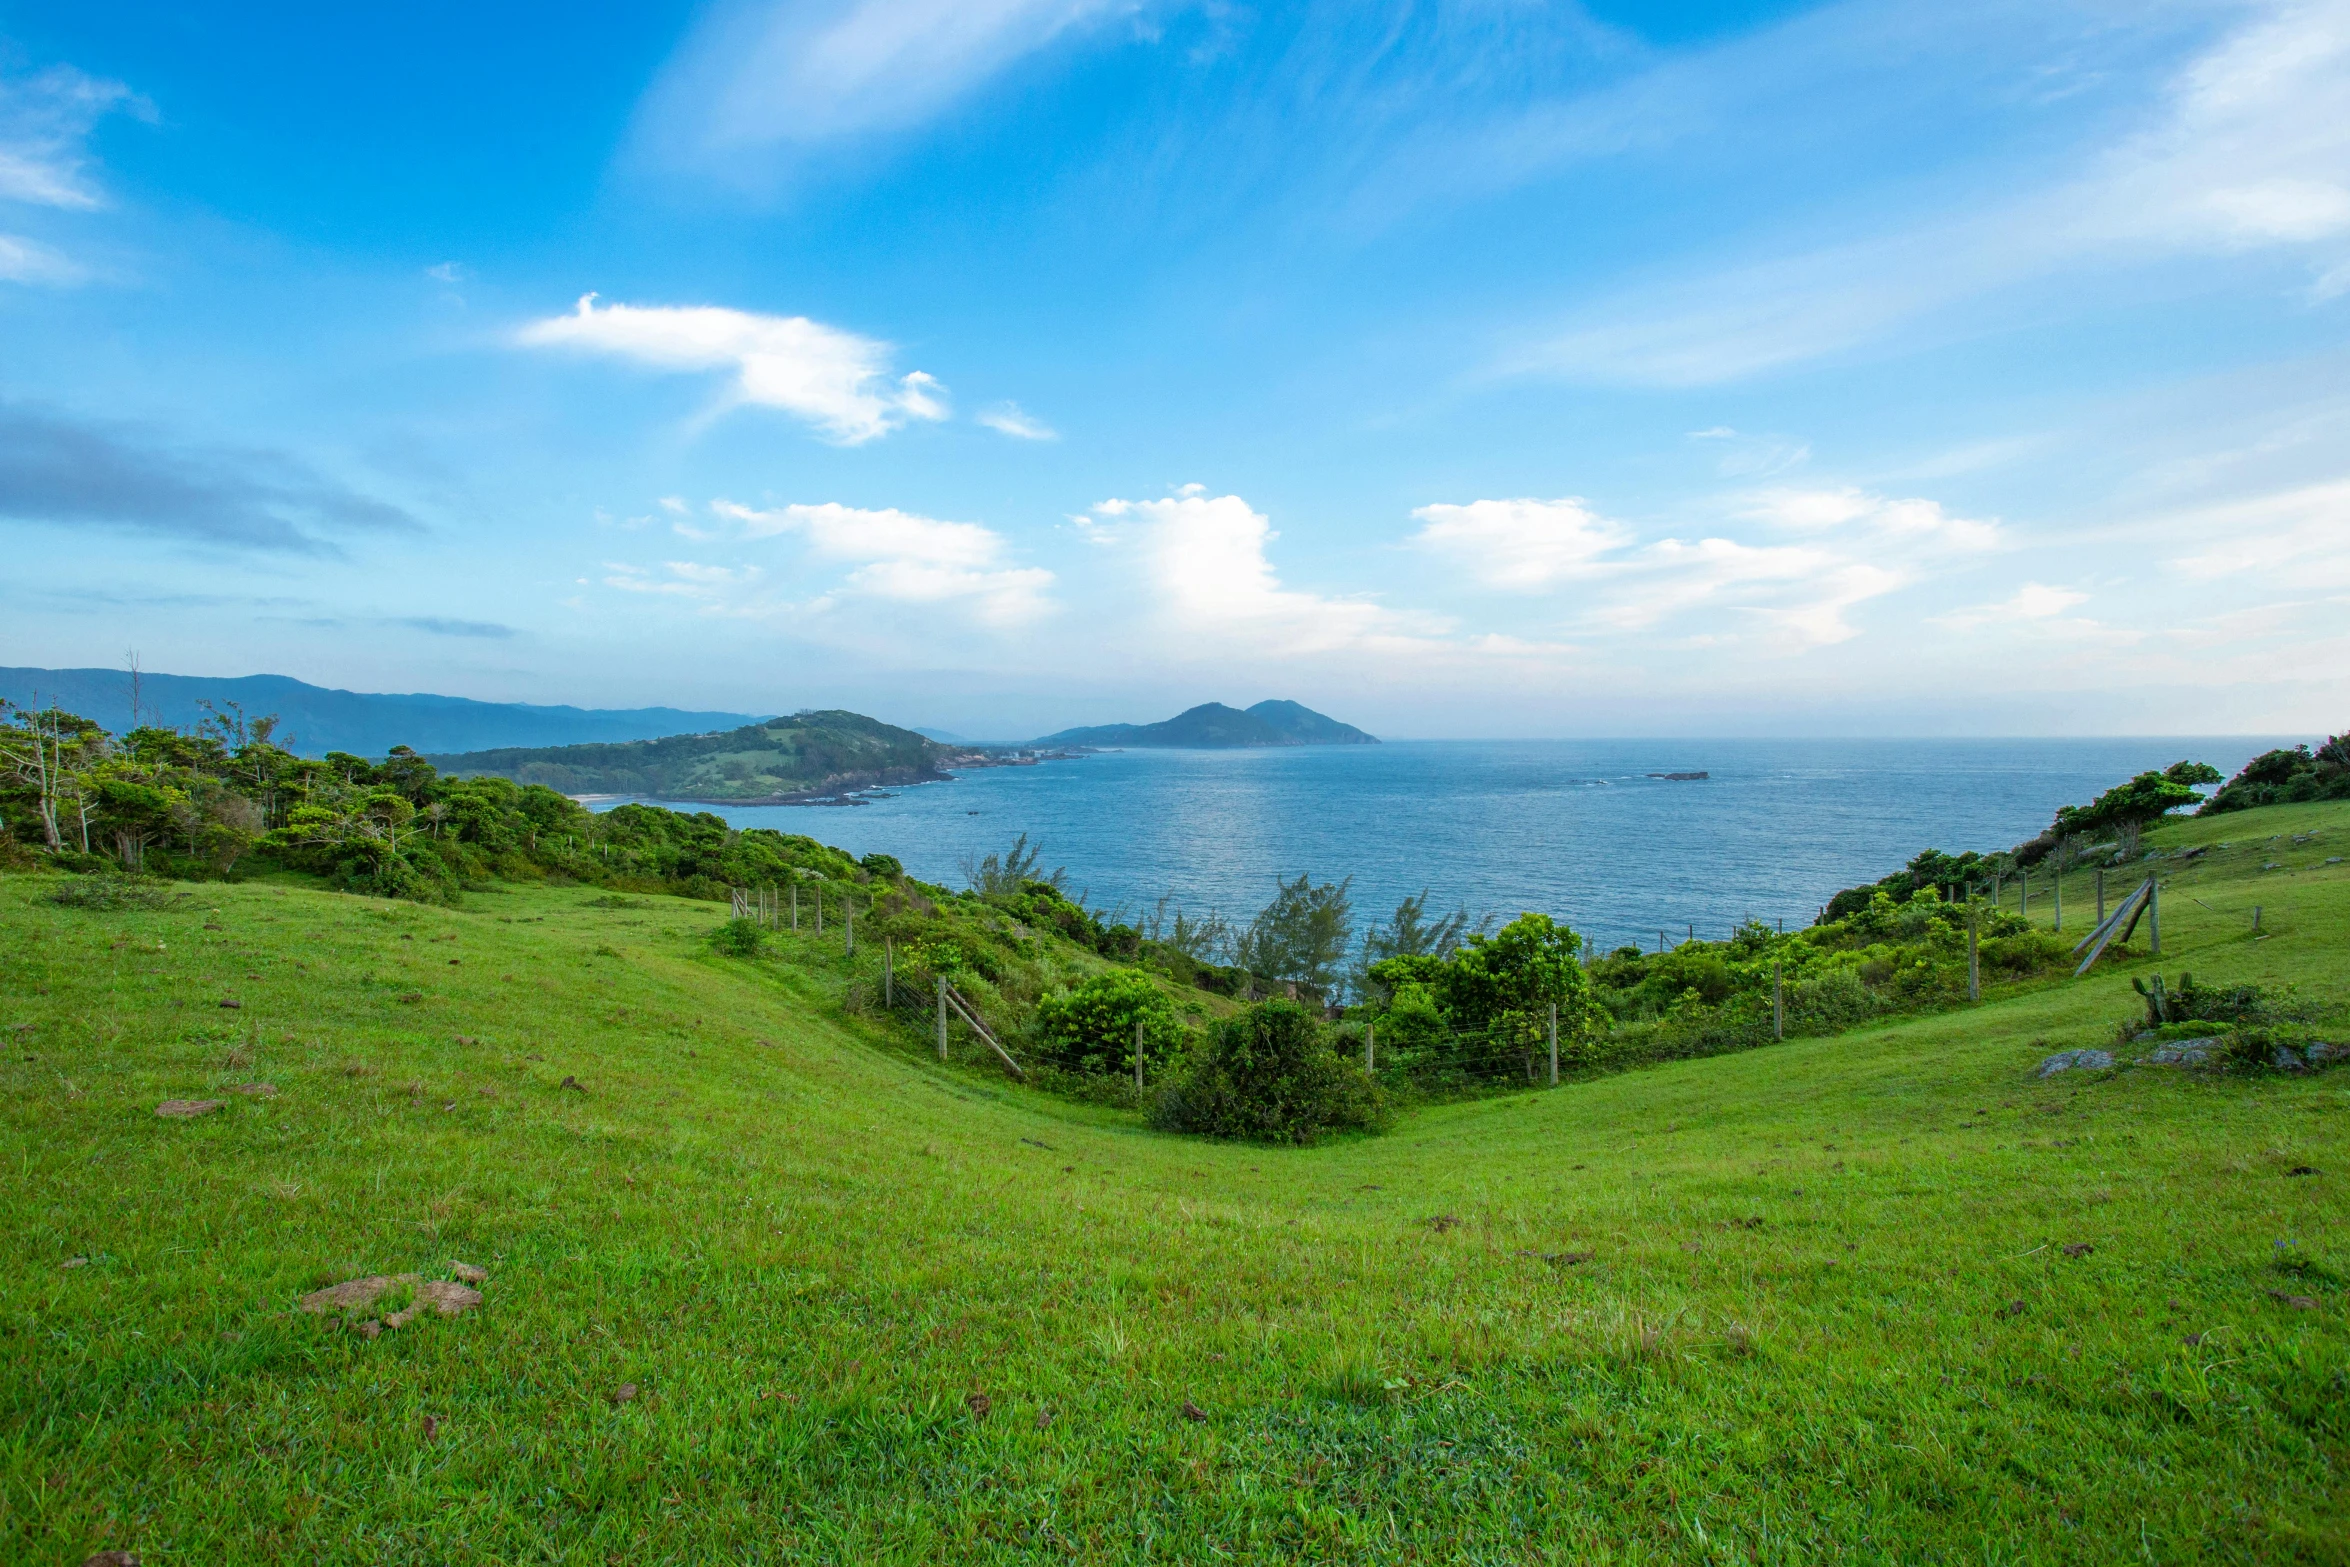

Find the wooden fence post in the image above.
[
  {"left": 1135, "top": 1016, "right": 1144, "bottom": 1095},
  {"left": 1365, "top": 1018, "right": 1375, "bottom": 1073},
  {"left": 2096, "top": 867, "right": 2105, "bottom": 926},
  {"left": 1968, "top": 905, "right": 1980, "bottom": 1002},
  {"left": 2020, "top": 874, "right": 2028, "bottom": 920},
  {"left": 1773, "top": 961, "right": 1783, "bottom": 1041},
  {"left": 2053, "top": 869, "right": 2061, "bottom": 932},
  {"left": 2148, "top": 879, "right": 2160, "bottom": 956},
  {"left": 791, "top": 884, "right": 799, "bottom": 931},
  {"left": 936, "top": 975, "right": 948, "bottom": 1060},
  {"left": 1547, "top": 1002, "right": 1558, "bottom": 1086}
]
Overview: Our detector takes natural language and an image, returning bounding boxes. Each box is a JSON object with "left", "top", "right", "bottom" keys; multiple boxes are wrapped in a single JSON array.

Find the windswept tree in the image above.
[
  {"left": 1234, "top": 873, "right": 1354, "bottom": 997},
  {"left": 962, "top": 831, "right": 1065, "bottom": 897}
]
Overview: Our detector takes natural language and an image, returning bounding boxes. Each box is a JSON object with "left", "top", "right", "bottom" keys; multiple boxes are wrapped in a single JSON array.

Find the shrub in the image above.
[
  {"left": 1151, "top": 999, "right": 1385, "bottom": 1144},
  {"left": 42, "top": 874, "right": 178, "bottom": 911},
  {"left": 711, "top": 917, "right": 765, "bottom": 957},
  {"left": 859, "top": 852, "right": 904, "bottom": 880},
  {"left": 1032, "top": 970, "right": 1184, "bottom": 1077}
]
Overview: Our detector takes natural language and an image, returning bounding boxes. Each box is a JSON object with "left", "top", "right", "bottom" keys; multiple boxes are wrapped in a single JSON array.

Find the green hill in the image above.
[
  {"left": 0, "top": 801, "right": 2345, "bottom": 1560},
  {"left": 427, "top": 708, "right": 950, "bottom": 801},
  {"left": 1037, "top": 698, "right": 1377, "bottom": 748}
]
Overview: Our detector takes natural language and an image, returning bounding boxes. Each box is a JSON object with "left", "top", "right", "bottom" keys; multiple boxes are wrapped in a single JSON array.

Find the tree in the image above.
[
  {"left": 0, "top": 702, "right": 107, "bottom": 851},
  {"left": 1438, "top": 912, "right": 1605, "bottom": 1074},
  {"left": 1234, "top": 873, "right": 1353, "bottom": 996},
  {"left": 2052, "top": 762, "right": 2219, "bottom": 839},
  {"left": 963, "top": 832, "right": 1064, "bottom": 897}
]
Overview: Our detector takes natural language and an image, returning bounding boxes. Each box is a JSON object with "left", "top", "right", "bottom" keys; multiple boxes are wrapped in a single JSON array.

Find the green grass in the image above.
[{"left": 2, "top": 807, "right": 2347, "bottom": 1564}]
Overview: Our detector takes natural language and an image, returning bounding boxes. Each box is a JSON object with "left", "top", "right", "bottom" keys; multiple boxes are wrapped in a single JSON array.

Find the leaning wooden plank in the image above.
[
  {"left": 2118, "top": 877, "right": 2156, "bottom": 946},
  {"left": 945, "top": 988, "right": 1025, "bottom": 1078},
  {"left": 2070, "top": 891, "right": 2134, "bottom": 956},
  {"left": 2074, "top": 880, "right": 2149, "bottom": 977}
]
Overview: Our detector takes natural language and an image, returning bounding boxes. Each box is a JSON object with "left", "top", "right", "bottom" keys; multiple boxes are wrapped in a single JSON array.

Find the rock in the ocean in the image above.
[{"left": 2036, "top": 1049, "right": 2114, "bottom": 1078}]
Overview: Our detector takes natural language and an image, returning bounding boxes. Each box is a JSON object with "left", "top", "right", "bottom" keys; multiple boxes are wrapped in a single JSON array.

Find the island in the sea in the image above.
[{"left": 1035, "top": 699, "right": 1376, "bottom": 749}]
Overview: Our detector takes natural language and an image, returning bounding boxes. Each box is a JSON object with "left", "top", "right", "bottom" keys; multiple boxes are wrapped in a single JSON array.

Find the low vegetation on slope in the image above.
[
  {"left": 0, "top": 795, "right": 2345, "bottom": 1561},
  {"left": 427, "top": 708, "right": 950, "bottom": 802}
]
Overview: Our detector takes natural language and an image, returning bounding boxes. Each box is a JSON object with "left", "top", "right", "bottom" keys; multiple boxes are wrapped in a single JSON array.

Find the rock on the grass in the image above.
[
  {"left": 2141, "top": 1038, "right": 2220, "bottom": 1066},
  {"left": 155, "top": 1099, "right": 224, "bottom": 1118},
  {"left": 2036, "top": 1049, "right": 2114, "bottom": 1078},
  {"left": 2305, "top": 1041, "right": 2349, "bottom": 1066}
]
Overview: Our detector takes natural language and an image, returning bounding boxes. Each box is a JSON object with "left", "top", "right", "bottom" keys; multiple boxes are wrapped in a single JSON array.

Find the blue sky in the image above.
[{"left": 2, "top": 0, "right": 2345, "bottom": 739}]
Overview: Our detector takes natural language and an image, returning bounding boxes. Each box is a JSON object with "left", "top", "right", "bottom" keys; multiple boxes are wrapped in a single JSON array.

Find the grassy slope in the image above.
[{"left": 0, "top": 807, "right": 2344, "bottom": 1564}]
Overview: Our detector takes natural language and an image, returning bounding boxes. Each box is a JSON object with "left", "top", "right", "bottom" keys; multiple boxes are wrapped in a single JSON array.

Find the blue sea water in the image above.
[{"left": 617, "top": 738, "right": 2281, "bottom": 954}]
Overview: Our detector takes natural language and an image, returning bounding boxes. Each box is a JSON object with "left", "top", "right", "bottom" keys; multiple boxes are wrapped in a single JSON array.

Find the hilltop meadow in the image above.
[{"left": 0, "top": 719, "right": 2346, "bottom": 1560}]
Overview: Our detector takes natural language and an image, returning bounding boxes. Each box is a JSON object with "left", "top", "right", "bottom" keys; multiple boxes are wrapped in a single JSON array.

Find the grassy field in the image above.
[{"left": 1, "top": 804, "right": 2345, "bottom": 1563}]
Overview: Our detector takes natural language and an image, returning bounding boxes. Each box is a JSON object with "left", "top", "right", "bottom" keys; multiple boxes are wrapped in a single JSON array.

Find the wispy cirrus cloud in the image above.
[
  {"left": 516, "top": 294, "right": 949, "bottom": 445},
  {"left": 1512, "top": 0, "right": 2350, "bottom": 385},
  {"left": 977, "top": 401, "right": 1057, "bottom": 440},
  {"left": 634, "top": 0, "right": 1146, "bottom": 182}
]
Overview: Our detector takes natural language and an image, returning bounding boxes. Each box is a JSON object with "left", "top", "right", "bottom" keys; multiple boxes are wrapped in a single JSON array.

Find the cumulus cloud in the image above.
[
  {"left": 0, "top": 403, "right": 420, "bottom": 554},
  {"left": 636, "top": 0, "right": 1137, "bottom": 177},
  {"left": 516, "top": 294, "right": 950, "bottom": 445},
  {"left": 711, "top": 498, "right": 1055, "bottom": 622},
  {"left": 977, "top": 401, "right": 1057, "bottom": 440},
  {"left": 1090, "top": 486, "right": 1425, "bottom": 655},
  {"left": 1742, "top": 486, "right": 2002, "bottom": 551},
  {"left": 1408, "top": 496, "right": 1631, "bottom": 591},
  {"left": 1410, "top": 480, "right": 1999, "bottom": 650}
]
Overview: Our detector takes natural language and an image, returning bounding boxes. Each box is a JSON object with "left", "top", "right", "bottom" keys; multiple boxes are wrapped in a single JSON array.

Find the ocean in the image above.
[{"left": 607, "top": 738, "right": 2282, "bottom": 954}]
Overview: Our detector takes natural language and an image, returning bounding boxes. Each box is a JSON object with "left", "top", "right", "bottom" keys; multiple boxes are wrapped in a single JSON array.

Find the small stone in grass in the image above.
[
  {"left": 2268, "top": 1290, "right": 2318, "bottom": 1310},
  {"left": 422, "top": 1414, "right": 439, "bottom": 1439},
  {"left": 61, "top": 1255, "right": 90, "bottom": 1270},
  {"left": 611, "top": 1383, "right": 639, "bottom": 1405},
  {"left": 450, "top": 1261, "right": 489, "bottom": 1285},
  {"left": 2062, "top": 1242, "right": 2094, "bottom": 1258},
  {"left": 156, "top": 1099, "right": 223, "bottom": 1119},
  {"left": 1181, "top": 1399, "right": 1209, "bottom": 1423},
  {"left": 966, "top": 1392, "right": 991, "bottom": 1418},
  {"left": 230, "top": 1083, "right": 276, "bottom": 1097},
  {"left": 454, "top": 1035, "right": 479, "bottom": 1045},
  {"left": 218, "top": 998, "right": 242, "bottom": 1010}
]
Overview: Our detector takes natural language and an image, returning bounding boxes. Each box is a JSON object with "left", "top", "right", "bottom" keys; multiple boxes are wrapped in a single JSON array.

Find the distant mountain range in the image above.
[
  {"left": 0, "top": 667, "right": 762, "bottom": 757},
  {"left": 1035, "top": 700, "right": 1376, "bottom": 749},
  {"left": 430, "top": 710, "right": 948, "bottom": 803}
]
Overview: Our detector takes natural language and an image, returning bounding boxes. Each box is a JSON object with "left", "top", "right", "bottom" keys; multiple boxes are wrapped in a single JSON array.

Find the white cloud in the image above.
[
  {"left": 516, "top": 294, "right": 950, "bottom": 445},
  {"left": 637, "top": 0, "right": 1137, "bottom": 175},
  {"left": 1743, "top": 486, "right": 2002, "bottom": 551},
  {"left": 1516, "top": 0, "right": 2350, "bottom": 385},
  {"left": 977, "top": 401, "right": 1058, "bottom": 440},
  {"left": 0, "top": 65, "right": 148, "bottom": 212},
  {"left": 711, "top": 498, "right": 1055, "bottom": 622},
  {"left": 1090, "top": 488, "right": 1432, "bottom": 654},
  {"left": 2163, "top": 476, "right": 2350, "bottom": 586},
  {"left": 1408, "top": 496, "right": 1631, "bottom": 591},
  {"left": 0, "top": 233, "right": 79, "bottom": 285},
  {"left": 425, "top": 261, "right": 469, "bottom": 284},
  {"left": 1410, "top": 479, "right": 2004, "bottom": 650},
  {"left": 1932, "top": 581, "right": 2090, "bottom": 629}
]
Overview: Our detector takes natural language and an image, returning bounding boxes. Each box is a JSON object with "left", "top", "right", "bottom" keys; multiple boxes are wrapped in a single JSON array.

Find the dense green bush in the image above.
[
  {"left": 1150, "top": 999, "right": 1385, "bottom": 1144},
  {"left": 2201, "top": 733, "right": 2350, "bottom": 813},
  {"left": 1031, "top": 970, "right": 1184, "bottom": 1077},
  {"left": 711, "top": 917, "right": 765, "bottom": 957}
]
